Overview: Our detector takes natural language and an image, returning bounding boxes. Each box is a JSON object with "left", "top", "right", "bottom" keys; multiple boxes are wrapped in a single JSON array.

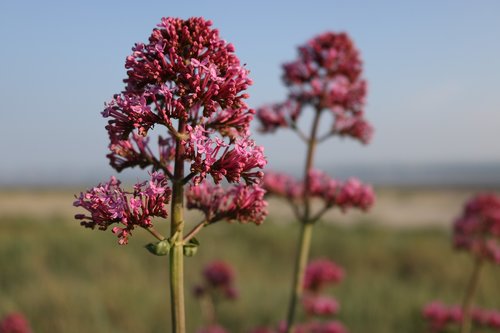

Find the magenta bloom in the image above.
[
  {"left": 102, "top": 17, "right": 265, "bottom": 185},
  {"left": 302, "top": 295, "right": 339, "bottom": 317},
  {"left": 75, "top": 17, "right": 268, "bottom": 244},
  {"left": 0, "top": 313, "right": 32, "bottom": 333},
  {"left": 453, "top": 193, "right": 500, "bottom": 263},
  {"left": 257, "top": 32, "right": 372, "bottom": 144},
  {"left": 263, "top": 170, "right": 374, "bottom": 213},
  {"left": 74, "top": 172, "right": 171, "bottom": 244},
  {"left": 304, "top": 259, "right": 345, "bottom": 292},
  {"left": 194, "top": 260, "right": 238, "bottom": 300},
  {"left": 422, "top": 301, "right": 462, "bottom": 332},
  {"left": 186, "top": 181, "right": 268, "bottom": 225}
]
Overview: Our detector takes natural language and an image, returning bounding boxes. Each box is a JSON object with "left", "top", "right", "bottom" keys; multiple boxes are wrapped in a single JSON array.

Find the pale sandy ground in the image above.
[{"left": 0, "top": 187, "right": 496, "bottom": 228}]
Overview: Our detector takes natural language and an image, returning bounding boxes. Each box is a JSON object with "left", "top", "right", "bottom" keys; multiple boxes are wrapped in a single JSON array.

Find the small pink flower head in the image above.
[
  {"left": 302, "top": 295, "right": 339, "bottom": 317},
  {"left": 304, "top": 258, "right": 345, "bottom": 292},
  {"left": 73, "top": 172, "right": 171, "bottom": 244},
  {"left": 186, "top": 181, "right": 268, "bottom": 225},
  {"left": 335, "top": 178, "right": 375, "bottom": 211},
  {"left": 259, "top": 31, "right": 373, "bottom": 144},
  {"left": 422, "top": 301, "right": 462, "bottom": 332},
  {"left": 263, "top": 172, "right": 303, "bottom": 201},
  {"left": 194, "top": 261, "right": 238, "bottom": 301},
  {"left": 453, "top": 193, "right": 500, "bottom": 263},
  {"left": 248, "top": 327, "right": 276, "bottom": 333},
  {"left": 197, "top": 325, "right": 228, "bottom": 333},
  {"left": 256, "top": 100, "right": 301, "bottom": 133},
  {"left": 0, "top": 313, "right": 32, "bottom": 333}
]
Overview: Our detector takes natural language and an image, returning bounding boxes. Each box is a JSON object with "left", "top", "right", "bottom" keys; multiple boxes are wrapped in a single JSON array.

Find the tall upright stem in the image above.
[
  {"left": 460, "top": 257, "right": 484, "bottom": 333},
  {"left": 170, "top": 119, "right": 186, "bottom": 333},
  {"left": 285, "top": 109, "right": 322, "bottom": 333}
]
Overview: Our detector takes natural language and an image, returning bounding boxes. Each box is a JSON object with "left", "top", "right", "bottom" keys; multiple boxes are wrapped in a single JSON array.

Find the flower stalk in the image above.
[
  {"left": 460, "top": 257, "right": 484, "bottom": 333},
  {"left": 286, "top": 109, "right": 321, "bottom": 332}
]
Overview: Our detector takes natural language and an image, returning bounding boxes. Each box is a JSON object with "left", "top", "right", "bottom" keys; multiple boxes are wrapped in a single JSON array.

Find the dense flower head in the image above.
[
  {"left": 74, "top": 172, "right": 171, "bottom": 244},
  {"left": 0, "top": 313, "right": 32, "bottom": 333},
  {"left": 101, "top": 17, "right": 265, "bottom": 186},
  {"left": 283, "top": 32, "right": 364, "bottom": 110},
  {"left": 302, "top": 296, "right": 339, "bottom": 317},
  {"left": 186, "top": 181, "right": 268, "bottom": 225},
  {"left": 304, "top": 258, "right": 345, "bottom": 292},
  {"left": 257, "top": 32, "right": 372, "bottom": 144},
  {"left": 422, "top": 301, "right": 462, "bottom": 332},
  {"left": 453, "top": 193, "right": 500, "bottom": 263},
  {"left": 194, "top": 261, "right": 238, "bottom": 300},
  {"left": 264, "top": 170, "right": 374, "bottom": 212},
  {"left": 423, "top": 301, "right": 500, "bottom": 332}
]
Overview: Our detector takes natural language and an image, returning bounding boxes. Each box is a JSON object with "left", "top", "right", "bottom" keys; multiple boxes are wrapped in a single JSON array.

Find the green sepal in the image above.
[
  {"left": 145, "top": 239, "right": 171, "bottom": 256},
  {"left": 183, "top": 238, "right": 200, "bottom": 257}
]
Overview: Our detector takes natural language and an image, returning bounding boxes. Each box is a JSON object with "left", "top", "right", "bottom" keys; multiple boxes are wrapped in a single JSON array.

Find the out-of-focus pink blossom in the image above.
[
  {"left": 302, "top": 296, "right": 339, "bottom": 316},
  {"left": 304, "top": 259, "right": 345, "bottom": 292},
  {"left": 264, "top": 170, "right": 374, "bottom": 214},
  {"left": 257, "top": 32, "right": 372, "bottom": 144},
  {"left": 186, "top": 181, "right": 268, "bottom": 225},
  {"left": 194, "top": 261, "right": 238, "bottom": 301},
  {"left": 256, "top": 101, "right": 301, "bottom": 133},
  {"left": 453, "top": 193, "right": 500, "bottom": 264},
  {"left": 423, "top": 301, "right": 500, "bottom": 332},
  {"left": 197, "top": 325, "right": 228, "bottom": 333},
  {"left": 333, "top": 115, "right": 373, "bottom": 145},
  {"left": 0, "top": 313, "right": 32, "bottom": 333},
  {"left": 335, "top": 178, "right": 375, "bottom": 211},
  {"left": 74, "top": 172, "right": 171, "bottom": 244},
  {"left": 422, "top": 301, "right": 459, "bottom": 332}
]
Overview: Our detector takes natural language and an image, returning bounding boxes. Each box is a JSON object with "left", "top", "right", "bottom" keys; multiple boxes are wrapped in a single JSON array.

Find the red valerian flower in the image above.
[
  {"left": 257, "top": 32, "right": 372, "bottom": 145},
  {"left": 186, "top": 181, "right": 268, "bottom": 225},
  {"left": 74, "top": 172, "right": 171, "bottom": 244},
  {"left": 0, "top": 313, "right": 32, "bottom": 333},
  {"left": 453, "top": 193, "right": 500, "bottom": 263},
  {"left": 304, "top": 259, "right": 345, "bottom": 292},
  {"left": 193, "top": 261, "right": 238, "bottom": 300}
]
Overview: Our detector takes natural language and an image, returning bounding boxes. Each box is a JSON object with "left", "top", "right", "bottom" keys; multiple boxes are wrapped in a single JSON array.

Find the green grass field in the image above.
[{"left": 1, "top": 209, "right": 499, "bottom": 333}]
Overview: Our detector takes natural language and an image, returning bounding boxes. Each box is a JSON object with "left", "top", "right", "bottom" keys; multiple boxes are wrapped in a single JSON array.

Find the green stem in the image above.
[
  {"left": 460, "top": 257, "right": 484, "bottom": 333},
  {"left": 285, "top": 109, "right": 322, "bottom": 333},
  {"left": 170, "top": 119, "right": 186, "bottom": 333}
]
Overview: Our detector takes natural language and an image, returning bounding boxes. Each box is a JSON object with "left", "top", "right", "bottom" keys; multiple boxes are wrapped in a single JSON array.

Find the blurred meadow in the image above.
[
  {"left": 2, "top": 187, "right": 500, "bottom": 332},
  {"left": 2, "top": 1, "right": 500, "bottom": 332}
]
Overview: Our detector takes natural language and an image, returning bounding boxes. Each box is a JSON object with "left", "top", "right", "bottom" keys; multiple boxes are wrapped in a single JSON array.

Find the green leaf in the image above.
[
  {"left": 183, "top": 238, "right": 200, "bottom": 257},
  {"left": 145, "top": 239, "right": 171, "bottom": 256}
]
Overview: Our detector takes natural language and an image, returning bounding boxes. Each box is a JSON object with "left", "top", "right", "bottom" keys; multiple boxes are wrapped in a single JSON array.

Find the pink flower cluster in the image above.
[
  {"left": 0, "top": 313, "right": 32, "bottom": 333},
  {"left": 302, "top": 296, "right": 339, "bottom": 317},
  {"left": 256, "top": 32, "right": 372, "bottom": 144},
  {"left": 74, "top": 172, "right": 171, "bottom": 244},
  {"left": 264, "top": 170, "right": 374, "bottom": 212},
  {"left": 453, "top": 193, "right": 500, "bottom": 263},
  {"left": 286, "top": 259, "right": 347, "bottom": 331},
  {"left": 75, "top": 17, "right": 268, "bottom": 243},
  {"left": 186, "top": 181, "right": 268, "bottom": 225},
  {"left": 304, "top": 259, "right": 344, "bottom": 292},
  {"left": 102, "top": 17, "right": 265, "bottom": 185},
  {"left": 423, "top": 301, "right": 500, "bottom": 332},
  {"left": 194, "top": 261, "right": 238, "bottom": 300}
]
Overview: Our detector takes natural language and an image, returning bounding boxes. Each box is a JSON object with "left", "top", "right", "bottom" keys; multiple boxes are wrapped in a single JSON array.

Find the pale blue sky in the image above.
[{"left": 1, "top": 1, "right": 500, "bottom": 184}]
